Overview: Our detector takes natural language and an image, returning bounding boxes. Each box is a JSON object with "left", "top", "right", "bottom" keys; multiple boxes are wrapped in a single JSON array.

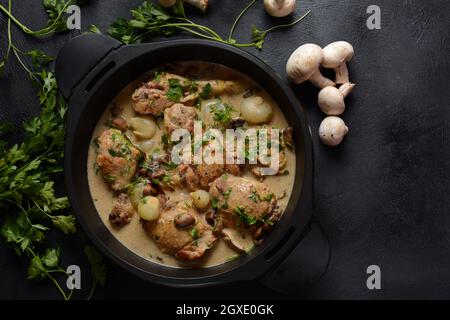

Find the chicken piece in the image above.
[
  {"left": 109, "top": 193, "right": 135, "bottom": 226},
  {"left": 196, "top": 164, "right": 225, "bottom": 190},
  {"left": 159, "top": 72, "right": 243, "bottom": 96},
  {"left": 282, "top": 127, "right": 294, "bottom": 149},
  {"left": 222, "top": 228, "right": 255, "bottom": 253},
  {"left": 251, "top": 151, "right": 288, "bottom": 180},
  {"left": 96, "top": 129, "right": 142, "bottom": 191},
  {"left": 176, "top": 230, "right": 216, "bottom": 260},
  {"left": 178, "top": 164, "right": 199, "bottom": 192},
  {"left": 225, "top": 164, "right": 242, "bottom": 176},
  {"left": 178, "top": 163, "right": 242, "bottom": 191},
  {"left": 131, "top": 81, "right": 174, "bottom": 116},
  {"left": 164, "top": 103, "right": 197, "bottom": 134},
  {"left": 209, "top": 175, "right": 277, "bottom": 229},
  {"left": 111, "top": 117, "right": 127, "bottom": 132},
  {"left": 198, "top": 80, "right": 244, "bottom": 96},
  {"left": 142, "top": 196, "right": 217, "bottom": 260}
]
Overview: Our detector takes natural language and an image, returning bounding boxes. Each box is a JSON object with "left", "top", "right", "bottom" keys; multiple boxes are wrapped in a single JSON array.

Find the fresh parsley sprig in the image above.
[
  {"left": 0, "top": 0, "right": 73, "bottom": 38},
  {"left": 0, "top": 0, "right": 108, "bottom": 301},
  {"left": 106, "top": 0, "right": 311, "bottom": 50}
]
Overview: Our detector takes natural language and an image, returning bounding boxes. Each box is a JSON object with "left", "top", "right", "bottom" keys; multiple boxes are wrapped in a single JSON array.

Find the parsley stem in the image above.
[
  {"left": 176, "top": 17, "right": 222, "bottom": 39},
  {"left": 262, "top": 10, "right": 311, "bottom": 34},
  {"left": 27, "top": 248, "right": 72, "bottom": 300},
  {"left": 228, "top": 0, "right": 258, "bottom": 42},
  {"left": 4, "top": 0, "right": 37, "bottom": 80},
  {"left": 0, "top": 1, "right": 73, "bottom": 38},
  {"left": 5, "top": 0, "right": 12, "bottom": 60},
  {"left": 133, "top": 22, "right": 229, "bottom": 44},
  {"left": 87, "top": 280, "right": 97, "bottom": 300},
  {"left": 47, "top": 272, "right": 70, "bottom": 300}
]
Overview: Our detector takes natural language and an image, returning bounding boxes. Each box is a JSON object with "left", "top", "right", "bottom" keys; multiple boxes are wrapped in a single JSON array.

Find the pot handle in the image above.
[
  {"left": 55, "top": 34, "right": 123, "bottom": 99},
  {"left": 260, "top": 218, "right": 330, "bottom": 296}
]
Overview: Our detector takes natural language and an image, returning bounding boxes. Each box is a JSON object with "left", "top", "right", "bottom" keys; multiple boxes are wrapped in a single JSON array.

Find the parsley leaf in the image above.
[
  {"left": 167, "top": 78, "right": 183, "bottom": 102},
  {"left": 84, "top": 245, "right": 107, "bottom": 287},
  {"left": 199, "top": 83, "right": 212, "bottom": 100},
  {"left": 210, "top": 102, "right": 234, "bottom": 126},
  {"left": 190, "top": 227, "right": 199, "bottom": 239},
  {"left": 234, "top": 206, "right": 258, "bottom": 225},
  {"left": 51, "top": 215, "right": 76, "bottom": 234}
]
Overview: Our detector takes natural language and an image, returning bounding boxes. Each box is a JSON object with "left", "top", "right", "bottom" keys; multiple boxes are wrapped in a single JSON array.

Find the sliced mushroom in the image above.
[
  {"left": 222, "top": 228, "right": 255, "bottom": 253},
  {"left": 174, "top": 213, "right": 196, "bottom": 228},
  {"left": 286, "top": 44, "right": 335, "bottom": 88},
  {"left": 322, "top": 41, "right": 355, "bottom": 84}
]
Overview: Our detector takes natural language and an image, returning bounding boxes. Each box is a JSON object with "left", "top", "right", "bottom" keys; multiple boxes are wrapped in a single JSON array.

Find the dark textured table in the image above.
[{"left": 0, "top": 0, "right": 449, "bottom": 300}]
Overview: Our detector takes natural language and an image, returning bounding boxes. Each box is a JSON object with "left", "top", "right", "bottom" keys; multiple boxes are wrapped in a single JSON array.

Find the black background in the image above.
[{"left": 0, "top": 0, "right": 449, "bottom": 300}]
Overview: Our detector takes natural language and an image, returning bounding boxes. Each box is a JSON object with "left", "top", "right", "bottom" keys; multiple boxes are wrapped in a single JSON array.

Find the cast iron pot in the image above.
[{"left": 55, "top": 33, "right": 316, "bottom": 288}]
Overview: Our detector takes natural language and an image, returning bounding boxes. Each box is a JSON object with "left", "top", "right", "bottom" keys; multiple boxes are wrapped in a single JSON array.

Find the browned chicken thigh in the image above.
[
  {"left": 95, "top": 129, "right": 142, "bottom": 191},
  {"left": 209, "top": 175, "right": 277, "bottom": 230},
  {"left": 142, "top": 196, "right": 217, "bottom": 260},
  {"left": 163, "top": 103, "right": 197, "bottom": 134}
]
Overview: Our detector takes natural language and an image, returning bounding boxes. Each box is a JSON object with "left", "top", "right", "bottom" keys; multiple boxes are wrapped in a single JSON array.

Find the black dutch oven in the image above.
[{"left": 55, "top": 33, "right": 328, "bottom": 290}]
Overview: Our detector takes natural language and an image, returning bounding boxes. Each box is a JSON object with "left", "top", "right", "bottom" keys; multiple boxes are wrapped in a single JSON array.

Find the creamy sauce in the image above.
[{"left": 87, "top": 62, "right": 296, "bottom": 268}]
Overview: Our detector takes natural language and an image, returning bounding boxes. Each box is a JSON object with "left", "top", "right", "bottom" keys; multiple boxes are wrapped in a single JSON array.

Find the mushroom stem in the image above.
[
  {"left": 339, "top": 82, "right": 356, "bottom": 97},
  {"left": 309, "top": 71, "right": 336, "bottom": 89},
  {"left": 184, "top": 0, "right": 208, "bottom": 12},
  {"left": 335, "top": 64, "right": 349, "bottom": 84}
]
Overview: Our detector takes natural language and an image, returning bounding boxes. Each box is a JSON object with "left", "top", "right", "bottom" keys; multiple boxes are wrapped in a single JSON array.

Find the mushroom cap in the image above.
[
  {"left": 319, "top": 116, "right": 349, "bottom": 146},
  {"left": 322, "top": 41, "right": 355, "bottom": 69},
  {"left": 286, "top": 44, "right": 325, "bottom": 84},
  {"left": 318, "top": 86, "right": 345, "bottom": 115},
  {"left": 264, "top": 0, "right": 296, "bottom": 18}
]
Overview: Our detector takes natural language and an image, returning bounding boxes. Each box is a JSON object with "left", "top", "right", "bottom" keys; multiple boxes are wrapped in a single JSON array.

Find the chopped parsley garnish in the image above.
[
  {"left": 262, "top": 193, "right": 275, "bottom": 202},
  {"left": 234, "top": 206, "right": 258, "bottom": 225},
  {"left": 162, "top": 161, "right": 178, "bottom": 171},
  {"left": 211, "top": 198, "right": 219, "bottom": 209},
  {"left": 210, "top": 102, "right": 234, "bottom": 125},
  {"left": 186, "top": 78, "right": 198, "bottom": 93},
  {"left": 167, "top": 78, "right": 183, "bottom": 102},
  {"left": 154, "top": 70, "right": 163, "bottom": 82},
  {"left": 190, "top": 227, "right": 199, "bottom": 239},
  {"left": 161, "top": 133, "right": 170, "bottom": 146},
  {"left": 224, "top": 188, "right": 232, "bottom": 199},
  {"left": 248, "top": 189, "right": 261, "bottom": 203},
  {"left": 199, "top": 83, "right": 212, "bottom": 100},
  {"left": 103, "top": 174, "right": 116, "bottom": 182},
  {"left": 92, "top": 137, "right": 100, "bottom": 151}
]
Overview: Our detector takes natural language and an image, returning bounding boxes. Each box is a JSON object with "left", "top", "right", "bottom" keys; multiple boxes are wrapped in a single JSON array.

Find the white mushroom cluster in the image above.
[{"left": 286, "top": 41, "right": 355, "bottom": 146}]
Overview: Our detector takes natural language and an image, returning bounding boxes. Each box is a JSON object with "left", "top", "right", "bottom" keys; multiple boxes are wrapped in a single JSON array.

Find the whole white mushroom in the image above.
[
  {"left": 319, "top": 116, "right": 349, "bottom": 146},
  {"left": 322, "top": 41, "right": 354, "bottom": 84},
  {"left": 264, "top": 0, "right": 296, "bottom": 17},
  {"left": 318, "top": 82, "right": 355, "bottom": 115},
  {"left": 286, "top": 44, "right": 335, "bottom": 89}
]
